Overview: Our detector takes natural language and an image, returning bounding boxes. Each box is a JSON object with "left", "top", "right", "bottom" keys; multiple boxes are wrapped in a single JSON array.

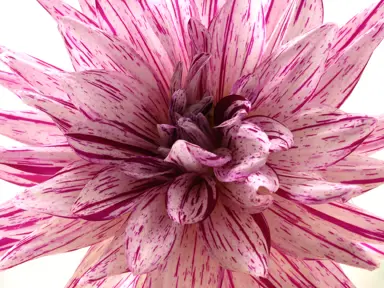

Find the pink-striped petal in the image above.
[
  {"left": 0, "top": 71, "right": 33, "bottom": 93},
  {"left": 78, "top": 0, "right": 97, "bottom": 21},
  {"left": 302, "top": 202, "right": 384, "bottom": 244},
  {"left": 0, "top": 163, "right": 52, "bottom": 187},
  {"left": 69, "top": 273, "right": 142, "bottom": 288},
  {"left": 125, "top": 188, "right": 181, "bottom": 274},
  {"left": 219, "top": 165, "right": 278, "bottom": 213},
  {"left": 193, "top": 0, "right": 226, "bottom": 27},
  {"left": 245, "top": 115, "right": 293, "bottom": 152},
  {"left": 356, "top": 115, "right": 384, "bottom": 155},
  {"left": 144, "top": 225, "right": 224, "bottom": 287},
  {"left": 264, "top": 197, "right": 379, "bottom": 270},
  {"left": 165, "top": 140, "right": 231, "bottom": 172},
  {"left": 221, "top": 270, "right": 261, "bottom": 287},
  {"left": 185, "top": 53, "right": 211, "bottom": 105},
  {"left": 235, "top": 24, "right": 336, "bottom": 119},
  {"left": 214, "top": 122, "right": 270, "bottom": 182},
  {"left": 208, "top": 0, "right": 265, "bottom": 102},
  {"left": 167, "top": 173, "right": 217, "bottom": 224},
  {"left": 213, "top": 94, "right": 251, "bottom": 126},
  {"left": 264, "top": 0, "right": 291, "bottom": 40},
  {"left": 0, "top": 108, "right": 66, "bottom": 145},
  {"left": 188, "top": 18, "right": 210, "bottom": 55},
  {"left": 37, "top": 0, "right": 98, "bottom": 26},
  {"left": 0, "top": 215, "right": 128, "bottom": 270},
  {"left": 66, "top": 120, "right": 157, "bottom": 163},
  {"left": 72, "top": 167, "right": 162, "bottom": 221},
  {"left": 319, "top": 154, "right": 384, "bottom": 191},
  {"left": 199, "top": 201, "right": 269, "bottom": 277},
  {"left": 313, "top": 21, "right": 384, "bottom": 108},
  {"left": 13, "top": 161, "right": 103, "bottom": 217},
  {"left": 277, "top": 172, "right": 362, "bottom": 204},
  {"left": 330, "top": 0, "right": 384, "bottom": 57},
  {"left": 268, "top": 107, "right": 377, "bottom": 171}
]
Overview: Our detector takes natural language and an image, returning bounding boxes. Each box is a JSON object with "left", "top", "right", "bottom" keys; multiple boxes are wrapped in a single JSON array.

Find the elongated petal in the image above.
[
  {"left": 264, "top": 197, "right": 379, "bottom": 270},
  {"left": 302, "top": 202, "right": 384, "bottom": 244},
  {"left": 37, "top": 0, "right": 98, "bottom": 26},
  {"left": 0, "top": 108, "right": 66, "bottom": 145},
  {"left": 125, "top": 188, "right": 181, "bottom": 274},
  {"left": 188, "top": 18, "right": 210, "bottom": 55},
  {"left": 69, "top": 273, "right": 142, "bottom": 288},
  {"left": 221, "top": 270, "right": 261, "bottom": 287},
  {"left": 185, "top": 53, "right": 211, "bottom": 104},
  {"left": 319, "top": 154, "right": 384, "bottom": 191},
  {"left": 356, "top": 115, "right": 384, "bottom": 155},
  {"left": 193, "top": 0, "right": 226, "bottom": 27},
  {"left": 94, "top": 0, "right": 173, "bottom": 89},
  {"left": 72, "top": 167, "right": 162, "bottom": 220},
  {"left": 14, "top": 161, "right": 103, "bottom": 217},
  {"left": 0, "top": 71, "right": 32, "bottom": 93},
  {"left": 330, "top": 0, "right": 384, "bottom": 56},
  {"left": 208, "top": 0, "right": 265, "bottom": 102},
  {"left": 199, "top": 201, "right": 269, "bottom": 277},
  {"left": 0, "top": 163, "right": 52, "bottom": 187},
  {"left": 219, "top": 165, "right": 278, "bottom": 212},
  {"left": 0, "top": 215, "right": 127, "bottom": 270},
  {"left": 144, "top": 225, "right": 224, "bottom": 287},
  {"left": 268, "top": 107, "right": 377, "bottom": 171},
  {"left": 264, "top": 0, "right": 291, "bottom": 40},
  {"left": 313, "top": 21, "right": 384, "bottom": 108},
  {"left": 245, "top": 115, "right": 293, "bottom": 152},
  {"left": 236, "top": 24, "right": 336, "bottom": 119},
  {"left": 165, "top": 140, "right": 231, "bottom": 172},
  {"left": 78, "top": 0, "right": 97, "bottom": 21},
  {"left": 277, "top": 172, "right": 362, "bottom": 204},
  {"left": 167, "top": 173, "right": 217, "bottom": 224},
  {"left": 213, "top": 95, "right": 251, "bottom": 126}
]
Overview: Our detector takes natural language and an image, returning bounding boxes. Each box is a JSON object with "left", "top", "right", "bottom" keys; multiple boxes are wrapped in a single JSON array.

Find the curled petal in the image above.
[
  {"left": 214, "top": 95, "right": 251, "bottom": 126},
  {"left": 199, "top": 201, "right": 269, "bottom": 277},
  {"left": 170, "top": 90, "right": 187, "bottom": 124},
  {"left": 185, "top": 53, "right": 211, "bottom": 104},
  {"left": 356, "top": 115, "right": 384, "bottom": 155},
  {"left": 125, "top": 188, "right": 181, "bottom": 274},
  {"left": 188, "top": 18, "right": 210, "bottom": 54},
  {"left": 167, "top": 173, "right": 217, "bottom": 224}
]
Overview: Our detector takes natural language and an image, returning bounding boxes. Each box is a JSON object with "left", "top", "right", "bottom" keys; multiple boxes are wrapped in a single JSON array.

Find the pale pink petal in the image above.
[
  {"left": 330, "top": 0, "right": 384, "bottom": 57},
  {"left": 235, "top": 24, "right": 336, "bottom": 119},
  {"left": 167, "top": 173, "right": 217, "bottom": 224},
  {"left": 264, "top": 0, "right": 291, "bottom": 40},
  {"left": 0, "top": 163, "right": 53, "bottom": 187},
  {"left": 313, "top": 21, "right": 384, "bottom": 108},
  {"left": 319, "top": 154, "right": 384, "bottom": 191},
  {"left": 221, "top": 270, "right": 262, "bottom": 287},
  {"left": 185, "top": 53, "right": 211, "bottom": 105},
  {"left": 94, "top": 0, "right": 174, "bottom": 90},
  {"left": 213, "top": 94, "right": 251, "bottom": 126},
  {"left": 72, "top": 167, "right": 161, "bottom": 220},
  {"left": 0, "top": 71, "right": 32, "bottom": 93},
  {"left": 165, "top": 140, "right": 231, "bottom": 172},
  {"left": 268, "top": 107, "right": 377, "bottom": 171},
  {"left": 302, "top": 202, "right": 384, "bottom": 244},
  {"left": 0, "top": 108, "right": 66, "bottom": 145},
  {"left": 0, "top": 48, "right": 68, "bottom": 101},
  {"left": 245, "top": 115, "right": 294, "bottom": 152},
  {"left": 78, "top": 0, "right": 97, "bottom": 20},
  {"left": 69, "top": 273, "right": 143, "bottom": 288},
  {"left": 264, "top": 248, "right": 321, "bottom": 287},
  {"left": 14, "top": 161, "right": 103, "bottom": 217},
  {"left": 277, "top": 172, "right": 362, "bottom": 204},
  {"left": 356, "top": 115, "right": 384, "bottom": 155},
  {"left": 144, "top": 225, "right": 224, "bottom": 287},
  {"left": 208, "top": 0, "right": 265, "bottom": 102},
  {"left": 125, "top": 188, "right": 181, "bottom": 274},
  {"left": 264, "top": 196, "right": 379, "bottom": 270},
  {"left": 193, "top": 0, "right": 226, "bottom": 27},
  {"left": 214, "top": 122, "right": 270, "bottom": 182},
  {"left": 219, "top": 165, "right": 278, "bottom": 213},
  {"left": 37, "top": 0, "right": 98, "bottom": 26},
  {"left": 0, "top": 215, "right": 128, "bottom": 270},
  {"left": 199, "top": 201, "right": 269, "bottom": 277},
  {"left": 66, "top": 120, "right": 158, "bottom": 163},
  {"left": 188, "top": 18, "right": 210, "bottom": 55}
]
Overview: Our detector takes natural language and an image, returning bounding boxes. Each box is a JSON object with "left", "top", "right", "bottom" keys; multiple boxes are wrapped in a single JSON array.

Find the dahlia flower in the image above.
[{"left": 1, "top": 0, "right": 384, "bottom": 287}]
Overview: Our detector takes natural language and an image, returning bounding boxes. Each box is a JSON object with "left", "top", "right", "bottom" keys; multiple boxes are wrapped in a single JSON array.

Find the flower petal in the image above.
[
  {"left": 221, "top": 270, "right": 262, "bottom": 287},
  {"left": 0, "top": 163, "right": 52, "bottom": 187},
  {"left": 37, "top": 0, "right": 98, "bottom": 26},
  {"left": 213, "top": 94, "right": 251, "bottom": 126},
  {"left": 194, "top": 0, "right": 226, "bottom": 27},
  {"left": 263, "top": 196, "right": 379, "bottom": 270},
  {"left": 199, "top": 201, "right": 269, "bottom": 277},
  {"left": 319, "top": 154, "right": 384, "bottom": 191},
  {"left": 0, "top": 215, "right": 127, "bottom": 270},
  {"left": 313, "top": 21, "right": 384, "bottom": 108},
  {"left": 167, "top": 173, "right": 217, "bottom": 224},
  {"left": 0, "top": 108, "right": 66, "bottom": 145},
  {"left": 208, "top": 0, "right": 265, "bottom": 102},
  {"left": 277, "top": 172, "right": 362, "bottom": 204},
  {"left": 14, "top": 161, "right": 103, "bottom": 217},
  {"left": 356, "top": 115, "right": 384, "bottom": 155},
  {"left": 72, "top": 167, "right": 162, "bottom": 221},
  {"left": 144, "top": 225, "right": 224, "bottom": 287},
  {"left": 264, "top": 0, "right": 291, "bottom": 40},
  {"left": 0, "top": 71, "right": 32, "bottom": 93},
  {"left": 165, "top": 140, "right": 231, "bottom": 172},
  {"left": 219, "top": 165, "right": 278, "bottom": 213},
  {"left": 188, "top": 18, "right": 210, "bottom": 55},
  {"left": 330, "top": 0, "right": 384, "bottom": 57},
  {"left": 125, "top": 187, "right": 181, "bottom": 274},
  {"left": 302, "top": 202, "right": 384, "bottom": 244},
  {"left": 78, "top": 0, "right": 97, "bottom": 20},
  {"left": 185, "top": 53, "right": 211, "bottom": 105},
  {"left": 245, "top": 115, "right": 293, "bottom": 152},
  {"left": 268, "top": 107, "right": 377, "bottom": 171}
]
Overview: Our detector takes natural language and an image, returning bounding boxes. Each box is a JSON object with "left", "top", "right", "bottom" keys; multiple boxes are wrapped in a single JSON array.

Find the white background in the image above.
[{"left": 0, "top": 0, "right": 384, "bottom": 287}]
